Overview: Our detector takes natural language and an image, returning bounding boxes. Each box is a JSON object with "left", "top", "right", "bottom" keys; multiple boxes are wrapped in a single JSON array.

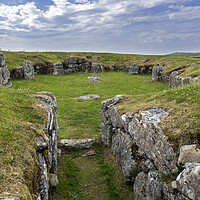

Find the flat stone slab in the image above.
[
  {"left": 58, "top": 138, "right": 98, "bottom": 150},
  {"left": 78, "top": 94, "right": 100, "bottom": 100},
  {"left": 88, "top": 74, "right": 102, "bottom": 83}
]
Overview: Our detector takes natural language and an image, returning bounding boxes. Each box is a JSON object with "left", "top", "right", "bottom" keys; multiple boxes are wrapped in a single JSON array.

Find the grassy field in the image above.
[
  {"left": 2, "top": 51, "right": 200, "bottom": 77},
  {"left": 1, "top": 70, "right": 199, "bottom": 199},
  {"left": 12, "top": 73, "right": 168, "bottom": 139}
]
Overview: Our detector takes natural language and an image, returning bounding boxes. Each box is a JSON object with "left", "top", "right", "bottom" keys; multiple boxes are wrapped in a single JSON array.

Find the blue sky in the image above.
[{"left": 0, "top": 0, "right": 200, "bottom": 54}]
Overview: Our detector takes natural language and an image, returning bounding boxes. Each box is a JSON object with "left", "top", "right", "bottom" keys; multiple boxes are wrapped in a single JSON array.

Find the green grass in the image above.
[
  {"left": 12, "top": 73, "right": 168, "bottom": 139},
  {"left": 0, "top": 86, "right": 47, "bottom": 199}
]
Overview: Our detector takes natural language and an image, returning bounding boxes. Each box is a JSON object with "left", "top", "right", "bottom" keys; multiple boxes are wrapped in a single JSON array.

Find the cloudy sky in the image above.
[{"left": 0, "top": 0, "right": 200, "bottom": 54}]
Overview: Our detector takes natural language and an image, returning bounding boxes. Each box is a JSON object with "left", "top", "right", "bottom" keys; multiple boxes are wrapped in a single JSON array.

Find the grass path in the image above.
[{"left": 11, "top": 72, "right": 168, "bottom": 199}]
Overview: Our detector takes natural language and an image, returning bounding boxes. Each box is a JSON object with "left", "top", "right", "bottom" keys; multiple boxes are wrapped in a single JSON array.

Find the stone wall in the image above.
[
  {"left": 0, "top": 52, "right": 12, "bottom": 87},
  {"left": 169, "top": 71, "right": 198, "bottom": 89},
  {"left": 0, "top": 92, "right": 59, "bottom": 200},
  {"left": 10, "top": 62, "right": 34, "bottom": 80},
  {"left": 100, "top": 95, "right": 200, "bottom": 200},
  {"left": 152, "top": 64, "right": 169, "bottom": 82}
]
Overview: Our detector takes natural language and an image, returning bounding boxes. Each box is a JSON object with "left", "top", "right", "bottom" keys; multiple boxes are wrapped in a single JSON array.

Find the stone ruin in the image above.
[
  {"left": 0, "top": 52, "right": 12, "bottom": 87},
  {"left": 10, "top": 62, "right": 34, "bottom": 80},
  {"left": 100, "top": 95, "right": 200, "bottom": 200},
  {"left": 169, "top": 71, "right": 198, "bottom": 89},
  {"left": 88, "top": 74, "right": 102, "bottom": 83}
]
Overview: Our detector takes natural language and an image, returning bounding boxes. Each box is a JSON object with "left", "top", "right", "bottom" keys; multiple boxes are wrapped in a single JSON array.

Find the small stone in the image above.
[
  {"left": 57, "top": 149, "right": 61, "bottom": 159},
  {"left": 49, "top": 173, "right": 59, "bottom": 187},
  {"left": 178, "top": 144, "right": 200, "bottom": 165},
  {"left": 78, "top": 94, "right": 100, "bottom": 101},
  {"left": 82, "top": 150, "right": 95, "bottom": 157},
  {"left": 88, "top": 74, "right": 102, "bottom": 83},
  {"left": 142, "top": 58, "right": 150, "bottom": 63}
]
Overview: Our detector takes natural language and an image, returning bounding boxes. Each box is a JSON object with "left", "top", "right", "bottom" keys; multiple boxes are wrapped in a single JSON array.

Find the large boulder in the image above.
[
  {"left": 52, "top": 63, "right": 64, "bottom": 75},
  {"left": 129, "top": 63, "right": 139, "bottom": 75},
  {"left": 23, "top": 62, "right": 34, "bottom": 79},
  {"left": 152, "top": 64, "right": 168, "bottom": 81},
  {"left": 169, "top": 71, "right": 198, "bottom": 89},
  {"left": 91, "top": 63, "right": 104, "bottom": 73},
  {"left": 0, "top": 52, "right": 12, "bottom": 87}
]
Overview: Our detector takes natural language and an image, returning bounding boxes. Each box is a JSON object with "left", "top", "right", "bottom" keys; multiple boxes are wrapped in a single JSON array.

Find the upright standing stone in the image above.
[
  {"left": 23, "top": 62, "right": 34, "bottom": 80},
  {"left": 129, "top": 63, "right": 139, "bottom": 75},
  {"left": 0, "top": 52, "right": 12, "bottom": 87}
]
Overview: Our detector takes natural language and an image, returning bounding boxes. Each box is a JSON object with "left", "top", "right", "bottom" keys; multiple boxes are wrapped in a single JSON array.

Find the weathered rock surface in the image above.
[
  {"left": 129, "top": 63, "right": 139, "bottom": 75},
  {"left": 35, "top": 92, "right": 59, "bottom": 199},
  {"left": 88, "top": 74, "right": 102, "bottom": 83},
  {"left": 10, "top": 62, "right": 34, "bottom": 80},
  {"left": 0, "top": 52, "right": 12, "bottom": 87},
  {"left": 58, "top": 138, "right": 98, "bottom": 150},
  {"left": 23, "top": 62, "right": 34, "bottom": 79},
  {"left": 169, "top": 71, "right": 198, "bottom": 89},
  {"left": 91, "top": 63, "right": 104, "bottom": 73},
  {"left": 152, "top": 64, "right": 169, "bottom": 82},
  {"left": 178, "top": 144, "right": 200, "bottom": 165},
  {"left": 100, "top": 95, "right": 200, "bottom": 199},
  {"left": 82, "top": 150, "right": 95, "bottom": 157},
  {"left": 52, "top": 63, "right": 64, "bottom": 75},
  {"left": 172, "top": 163, "right": 200, "bottom": 200},
  {"left": 78, "top": 94, "right": 100, "bottom": 100}
]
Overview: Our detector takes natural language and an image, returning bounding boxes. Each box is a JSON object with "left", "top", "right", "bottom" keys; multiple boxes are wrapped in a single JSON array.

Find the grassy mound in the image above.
[
  {"left": 118, "top": 82, "right": 200, "bottom": 150},
  {"left": 0, "top": 86, "right": 46, "bottom": 199},
  {"left": 3, "top": 51, "right": 200, "bottom": 78}
]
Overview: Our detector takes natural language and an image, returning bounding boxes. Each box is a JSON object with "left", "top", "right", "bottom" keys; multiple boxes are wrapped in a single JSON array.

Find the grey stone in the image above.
[
  {"left": 178, "top": 144, "right": 200, "bottom": 165},
  {"left": 23, "top": 62, "right": 34, "bottom": 80},
  {"left": 88, "top": 74, "right": 102, "bottom": 82},
  {"left": 133, "top": 171, "right": 164, "bottom": 200},
  {"left": 58, "top": 138, "right": 98, "bottom": 150},
  {"left": 100, "top": 123, "right": 114, "bottom": 147},
  {"left": 68, "top": 57, "right": 79, "bottom": 64},
  {"left": 78, "top": 94, "right": 100, "bottom": 100},
  {"left": 35, "top": 92, "right": 59, "bottom": 199},
  {"left": 129, "top": 63, "right": 139, "bottom": 75},
  {"left": 142, "top": 58, "right": 150, "bottom": 63},
  {"left": 112, "top": 130, "right": 138, "bottom": 183},
  {"left": 0, "top": 52, "right": 6, "bottom": 67},
  {"left": 82, "top": 150, "right": 95, "bottom": 157},
  {"left": 152, "top": 64, "right": 168, "bottom": 81},
  {"left": 172, "top": 163, "right": 200, "bottom": 200},
  {"left": 49, "top": 173, "right": 59, "bottom": 187},
  {"left": 57, "top": 149, "right": 61, "bottom": 159},
  {"left": 169, "top": 71, "right": 199, "bottom": 89},
  {"left": 129, "top": 111, "right": 178, "bottom": 175},
  {"left": 52, "top": 63, "right": 64, "bottom": 75},
  {"left": 91, "top": 63, "right": 103, "bottom": 73},
  {"left": 0, "top": 65, "right": 12, "bottom": 87}
]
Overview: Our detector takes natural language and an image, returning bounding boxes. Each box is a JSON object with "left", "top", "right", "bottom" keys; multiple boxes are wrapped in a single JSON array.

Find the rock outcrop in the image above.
[
  {"left": 152, "top": 64, "right": 169, "bottom": 82},
  {"left": 129, "top": 63, "right": 139, "bottom": 75},
  {"left": 169, "top": 71, "right": 198, "bottom": 89},
  {"left": 10, "top": 62, "right": 34, "bottom": 80},
  {"left": 0, "top": 52, "right": 12, "bottom": 87},
  {"left": 35, "top": 92, "right": 59, "bottom": 200},
  {"left": 100, "top": 95, "right": 200, "bottom": 199}
]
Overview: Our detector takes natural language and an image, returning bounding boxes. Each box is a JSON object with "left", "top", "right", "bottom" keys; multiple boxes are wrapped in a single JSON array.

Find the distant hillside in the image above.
[{"left": 168, "top": 52, "right": 200, "bottom": 57}]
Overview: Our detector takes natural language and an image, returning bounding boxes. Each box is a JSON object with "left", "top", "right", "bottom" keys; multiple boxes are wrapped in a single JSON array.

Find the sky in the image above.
[{"left": 0, "top": 0, "right": 200, "bottom": 54}]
